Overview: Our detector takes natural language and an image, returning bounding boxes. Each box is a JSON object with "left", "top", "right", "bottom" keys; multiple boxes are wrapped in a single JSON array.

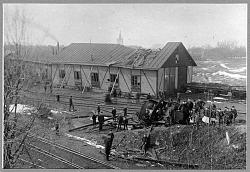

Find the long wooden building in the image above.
[{"left": 5, "top": 42, "right": 197, "bottom": 97}]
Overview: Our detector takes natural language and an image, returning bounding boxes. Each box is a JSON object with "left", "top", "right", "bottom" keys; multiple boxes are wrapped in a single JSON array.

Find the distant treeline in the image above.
[{"left": 188, "top": 41, "right": 246, "bottom": 60}]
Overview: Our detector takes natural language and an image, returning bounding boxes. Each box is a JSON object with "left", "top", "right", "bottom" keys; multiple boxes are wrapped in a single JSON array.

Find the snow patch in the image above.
[
  {"left": 220, "top": 63, "right": 231, "bottom": 69},
  {"left": 65, "top": 133, "right": 105, "bottom": 149},
  {"left": 212, "top": 71, "right": 246, "bottom": 79},
  {"left": 9, "top": 104, "right": 36, "bottom": 114},
  {"left": 229, "top": 67, "right": 246, "bottom": 73}
]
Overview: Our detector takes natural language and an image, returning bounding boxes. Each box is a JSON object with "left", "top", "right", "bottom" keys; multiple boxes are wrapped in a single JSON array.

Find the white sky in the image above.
[{"left": 3, "top": 3, "right": 247, "bottom": 48}]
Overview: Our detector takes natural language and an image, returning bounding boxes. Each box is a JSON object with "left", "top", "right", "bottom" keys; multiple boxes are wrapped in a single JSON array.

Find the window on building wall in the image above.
[
  {"left": 91, "top": 73, "right": 99, "bottom": 82},
  {"left": 59, "top": 69, "right": 65, "bottom": 79},
  {"left": 131, "top": 75, "right": 140, "bottom": 91},
  {"left": 110, "top": 74, "right": 119, "bottom": 83},
  {"left": 74, "top": 71, "right": 81, "bottom": 80},
  {"left": 131, "top": 75, "right": 141, "bottom": 86}
]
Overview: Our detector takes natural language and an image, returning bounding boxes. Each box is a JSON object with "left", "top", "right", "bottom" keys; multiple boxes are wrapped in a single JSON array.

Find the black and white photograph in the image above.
[{"left": 3, "top": 3, "right": 247, "bottom": 170}]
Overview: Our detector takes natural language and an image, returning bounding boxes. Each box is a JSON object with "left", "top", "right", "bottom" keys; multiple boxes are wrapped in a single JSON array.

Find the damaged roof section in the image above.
[{"left": 117, "top": 48, "right": 161, "bottom": 68}]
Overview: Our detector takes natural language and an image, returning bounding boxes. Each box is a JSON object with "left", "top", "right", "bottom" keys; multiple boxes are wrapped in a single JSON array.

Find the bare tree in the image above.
[{"left": 3, "top": 7, "right": 40, "bottom": 169}]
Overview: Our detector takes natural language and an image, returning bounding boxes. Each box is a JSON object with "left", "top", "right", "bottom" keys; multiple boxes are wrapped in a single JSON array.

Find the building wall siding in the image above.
[
  {"left": 178, "top": 66, "right": 187, "bottom": 90},
  {"left": 120, "top": 68, "right": 131, "bottom": 93},
  {"left": 141, "top": 70, "right": 157, "bottom": 95},
  {"left": 158, "top": 68, "right": 164, "bottom": 92}
]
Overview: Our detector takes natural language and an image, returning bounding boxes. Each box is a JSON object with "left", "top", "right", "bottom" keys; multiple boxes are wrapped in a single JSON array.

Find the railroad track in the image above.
[
  {"left": 26, "top": 133, "right": 120, "bottom": 169},
  {"left": 18, "top": 158, "right": 45, "bottom": 169}
]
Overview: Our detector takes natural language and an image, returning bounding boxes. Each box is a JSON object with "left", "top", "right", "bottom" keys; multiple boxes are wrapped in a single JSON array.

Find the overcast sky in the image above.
[{"left": 4, "top": 3, "right": 247, "bottom": 48}]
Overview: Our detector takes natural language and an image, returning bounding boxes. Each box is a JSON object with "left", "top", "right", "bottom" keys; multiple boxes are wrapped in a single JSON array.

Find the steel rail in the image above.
[
  {"left": 28, "top": 133, "right": 120, "bottom": 169},
  {"left": 18, "top": 158, "right": 45, "bottom": 169},
  {"left": 27, "top": 144, "right": 82, "bottom": 169}
]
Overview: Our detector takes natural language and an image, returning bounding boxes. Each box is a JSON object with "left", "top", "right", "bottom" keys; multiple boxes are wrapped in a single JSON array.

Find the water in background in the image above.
[{"left": 193, "top": 57, "right": 246, "bottom": 86}]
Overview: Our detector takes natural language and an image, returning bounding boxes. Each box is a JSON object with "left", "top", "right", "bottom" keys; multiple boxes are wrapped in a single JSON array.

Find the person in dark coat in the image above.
[
  {"left": 117, "top": 115, "right": 123, "bottom": 131},
  {"left": 217, "top": 108, "right": 224, "bottom": 126},
  {"left": 92, "top": 112, "right": 97, "bottom": 125},
  {"left": 105, "top": 131, "right": 114, "bottom": 161},
  {"left": 55, "top": 120, "right": 59, "bottom": 135},
  {"left": 69, "top": 96, "right": 74, "bottom": 111},
  {"left": 97, "top": 104, "right": 101, "bottom": 115},
  {"left": 231, "top": 106, "right": 237, "bottom": 124},
  {"left": 44, "top": 84, "right": 47, "bottom": 93},
  {"left": 111, "top": 107, "right": 117, "bottom": 121},
  {"left": 56, "top": 94, "right": 60, "bottom": 102},
  {"left": 179, "top": 101, "right": 190, "bottom": 125},
  {"left": 98, "top": 114, "right": 104, "bottom": 131},
  {"left": 123, "top": 107, "right": 127, "bottom": 117},
  {"left": 124, "top": 117, "right": 128, "bottom": 130},
  {"left": 146, "top": 93, "right": 151, "bottom": 100}
]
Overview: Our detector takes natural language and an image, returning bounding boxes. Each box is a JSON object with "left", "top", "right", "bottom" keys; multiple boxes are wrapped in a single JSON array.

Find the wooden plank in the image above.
[
  {"left": 68, "top": 117, "right": 113, "bottom": 132},
  {"left": 120, "top": 69, "right": 131, "bottom": 93},
  {"left": 142, "top": 70, "right": 156, "bottom": 96},
  {"left": 110, "top": 68, "right": 120, "bottom": 95},
  {"left": 82, "top": 66, "right": 93, "bottom": 93},
  {"left": 100, "top": 67, "right": 109, "bottom": 88},
  {"left": 51, "top": 64, "right": 58, "bottom": 85},
  {"left": 80, "top": 65, "right": 91, "bottom": 86}
]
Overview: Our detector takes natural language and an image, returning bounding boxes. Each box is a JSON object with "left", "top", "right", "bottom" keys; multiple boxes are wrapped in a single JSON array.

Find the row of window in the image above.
[{"left": 58, "top": 69, "right": 140, "bottom": 87}]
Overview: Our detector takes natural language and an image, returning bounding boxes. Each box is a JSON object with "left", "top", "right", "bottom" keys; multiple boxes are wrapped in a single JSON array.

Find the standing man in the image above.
[
  {"left": 231, "top": 106, "right": 237, "bottom": 124},
  {"left": 69, "top": 96, "right": 74, "bottom": 112},
  {"left": 55, "top": 120, "right": 59, "bottom": 135},
  {"left": 44, "top": 83, "right": 47, "bottom": 93},
  {"left": 98, "top": 113, "right": 104, "bottom": 131},
  {"left": 117, "top": 114, "right": 123, "bottom": 131},
  {"left": 217, "top": 108, "right": 224, "bottom": 127},
  {"left": 104, "top": 131, "right": 114, "bottom": 161},
  {"left": 111, "top": 107, "right": 117, "bottom": 122},
  {"left": 92, "top": 112, "right": 97, "bottom": 125},
  {"left": 123, "top": 107, "right": 127, "bottom": 117},
  {"left": 97, "top": 104, "right": 101, "bottom": 115}
]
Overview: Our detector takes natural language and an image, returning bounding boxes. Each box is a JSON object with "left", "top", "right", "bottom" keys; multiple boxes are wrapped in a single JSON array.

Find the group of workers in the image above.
[
  {"left": 164, "top": 98, "right": 238, "bottom": 127},
  {"left": 91, "top": 105, "right": 129, "bottom": 131}
]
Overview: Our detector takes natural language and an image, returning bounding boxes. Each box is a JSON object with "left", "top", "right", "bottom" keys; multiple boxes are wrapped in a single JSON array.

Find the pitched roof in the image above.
[
  {"left": 49, "top": 43, "right": 135, "bottom": 65},
  {"left": 6, "top": 42, "right": 197, "bottom": 69}
]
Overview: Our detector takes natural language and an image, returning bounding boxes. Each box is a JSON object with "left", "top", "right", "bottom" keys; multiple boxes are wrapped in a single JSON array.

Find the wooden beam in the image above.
[
  {"left": 163, "top": 68, "right": 165, "bottom": 92},
  {"left": 110, "top": 68, "right": 120, "bottom": 95},
  {"left": 97, "top": 66, "right": 100, "bottom": 88},
  {"left": 51, "top": 64, "right": 58, "bottom": 85},
  {"left": 159, "top": 70, "right": 164, "bottom": 92},
  {"left": 65, "top": 65, "right": 73, "bottom": 85},
  {"left": 141, "top": 69, "right": 156, "bottom": 96},
  {"left": 82, "top": 66, "right": 93, "bottom": 93},
  {"left": 79, "top": 65, "right": 83, "bottom": 89},
  {"left": 156, "top": 70, "right": 159, "bottom": 98},
  {"left": 120, "top": 69, "right": 131, "bottom": 93},
  {"left": 140, "top": 69, "right": 142, "bottom": 93},
  {"left": 68, "top": 117, "right": 113, "bottom": 132},
  {"left": 80, "top": 66, "right": 91, "bottom": 86},
  {"left": 100, "top": 67, "right": 109, "bottom": 88}
]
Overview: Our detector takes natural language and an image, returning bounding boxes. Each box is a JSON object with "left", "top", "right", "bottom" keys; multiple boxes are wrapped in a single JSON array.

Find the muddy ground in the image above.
[{"left": 15, "top": 85, "right": 246, "bottom": 169}]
